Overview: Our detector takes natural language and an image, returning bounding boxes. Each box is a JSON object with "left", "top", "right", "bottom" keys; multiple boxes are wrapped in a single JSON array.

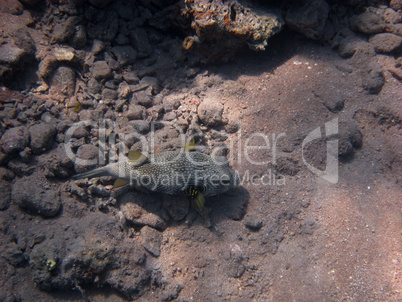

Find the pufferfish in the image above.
[{"left": 72, "top": 141, "right": 242, "bottom": 210}]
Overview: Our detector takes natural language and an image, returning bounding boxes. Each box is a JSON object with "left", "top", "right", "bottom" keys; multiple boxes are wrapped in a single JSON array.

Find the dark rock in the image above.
[
  {"left": 74, "top": 144, "right": 99, "bottom": 173},
  {"left": 369, "top": 33, "right": 402, "bottom": 54},
  {"left": 0, "top": 179, "right": 12, "bottom": 210},
  {"left": 123, "top": 71, "right": 139, "bottom": 84},
  {"left": 337, "top": 138, "right": 354, "bottom": 157},
  {"left": 12, "top": 175, "right": 61, "bottom": 217},
  {"left": 11, "top": 27, "right": 36, "bottom": 56},
  {"left": 129, "top": 120, "right": 150, "bottom": 134},
  {"left": 382, "top": 7, "right": 402, "bottom": 24},
  {"left": 161, "top": 284, "right": 183, "bottom": 301},
  {"left": 0, "top": 167, "right": 15, "bottom": 181},
  {"left": 115, "top": 1, "right": 134, "bottom": 20},
  {"left": 162, "top": 95, "right": 181, "bottom": 112},
  {"left": 0, "top": 0, "right": 24, "bottom": 15},
  {"left": 28, "top": 123, "right": 56, "bottom": 154},
  {"left": 225, "top": 117, "right": 240, "bottom": 133},
  {"left": 285, "top": 0, "right": 329, "bottom": 40},
  {"left": 90, "top": 61, "right": 112, "bottom": 80},
  {"left": 361, "top": 62, "right": 385, "bottom": 94},
  {"left": 163, "top": 112, "right": 176, "bottom": 121},
  {"left": 49, "top": 66, "right": 76, "bottom": 96},
  {"left": 132, "top": 89, "right": 153, "bottom": 107},
  {"left": 0, "top": 126, "right": 30, "bottom": 154},
  {"left": 115, "top": 33, "right": 129, "bottom": 45},
  {"left": 125, "top": 105, "right": 146, "bottom": 120},
  {"left": 0, "top": 45, "right": 26, "bottom": 65},
  {"left": 91, "top": 39, "right": 105, "bottom": 55},
  {"left": 275, "top": 158, "right": 300, "bottom": 176},
  {"left": 390, "top": 0, "right": 402, "bottom": 11},
  {"left": 130, "top": 28, "right": 152, "bottom": 57},
  {"left": 340, "top": 121, "right": 362, "bottom": 149},
  {"left": 140, "top": 226, "right": 162, "bottom": 257},
  {"left": 350, "top": 12, "right": 386, "bottom": 35},
  {"left": 71, "top": 25, "right": 87, "bottom": 49},
  {"left": 88, "top": 0, "right": 113, "bottom": 8},
  {"left": 226, "top": 259, "right": 246, "bottom": 278},
  {"left": 197, "top": 97, "right": 224, "bottom": 126},
  {"left": 111, "top": 46, "right": 137, "bottom": 66},
  {"left": 86, "top": 77, "right": 101, "bottom": 94},
  {"left": 102, "top": 88, "right": 118, "bottom": 100},
  {"left": 19, "top": 147, "right": 32, "bottom": 162},
  {"left": 163, "top": 195, "right": 189, "bottom": 221},
  {"left": 104, "top": 52, "right": 119, "bottom": 70},
  {"left": 243, "top": 213, "right": 263, "bottom": 230},
  {"left": 45, "top": 143, "right": 74, "bottom": 178},
  {"left": 71, "top": 126, "right": 89, "bottom": 139},
  {"left": 349, "top": 43, "right": 384, "bottom": 94},
  {"left": 56, "top": 120, "right": 72, "bottom": 134},
  {"left": 52, "top": 17, "right": 79, "bottom": 44},
  {"left": 140, "top": 76, "right": 159, "bottom": 93}
]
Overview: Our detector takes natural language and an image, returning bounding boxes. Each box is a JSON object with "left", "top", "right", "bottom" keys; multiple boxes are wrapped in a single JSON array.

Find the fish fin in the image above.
[
  {"left": 191, "top": 192, "right": 205, "bottom": 211},
  {"left": 184, "top": 138, "right": 196, "bottom": 152},
  {"left": 128, "top": 150, "right": 148, "bottom": 166},
  {"left": 113, "top": 179, "right": 129, "bottom": 188},
  {"left": 72, "top": 167, "right": 107, "bottom": 180}
]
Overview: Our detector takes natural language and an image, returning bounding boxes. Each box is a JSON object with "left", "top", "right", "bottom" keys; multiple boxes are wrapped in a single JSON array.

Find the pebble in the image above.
[
  {"left": 369, "top": 33, "right": 402, "bottom": 54},
  {"left": 125, "top": 105, "right": 146, "bottom": 120},
  {"left": 102, "top": 88, "right": 118, "bottom": 100},
  {"left": 52, "top": 17, "right": 78, "bottom": 44},
  {"left": 49, "top": 66, "right": 76, "bottom": 96},
  {"left": 123, "top": 71, "right": 139, "bottom": 84},
  {"left": 390, "top": 0, "right": 402, "bottom": 11},
  {"left": 91, "top": 39, "right": 105, "bottom": 55},
  {"left": 130, "top": 28, "right": 152, "bottom": 57},
  {"left": 0, "top": 126, "right": 30, "bottom": 154},
  {"left": 74, "top": 144, "right": 99, "bottom": 173},
  {"left": 90, "top": 60, "right": 112, "bottom": 80},
  {"left": 0, "top": 179, "right": 12, "bottom": 210},
  {"left": 197, "top": 97, "right": 224, "bottom": 126},
  {"left": 361, "top": 61, "right": 385, "bottom": 94},
  {"left": 350, "top": 12, "right": 386, "bottom": 35},
  {"left": 0, "top": 46, "right": 25, "bottom": 65},
  {"left": 132, "top": 89, "right": 153, "bottom": 108},
  {"left": 29, "top": 123, "right": 56, "bottom": 154},
  {"left": 243, "top": 213, "right": 263, "bottom": 230},
  {"left": 12, "top": 175, "right": 61, "bottom": 217},
  {"left": 285, "top": 0, "right": 329, "bottom": 40},
  {"left": 129, "top": 120, "right": 150, "bottom": 134},
  {"left": 111, "top": 45, "right": 137, "bottom": 66},
  {"left": 141, "top": 226, "right": 162, "bottom": 257}
]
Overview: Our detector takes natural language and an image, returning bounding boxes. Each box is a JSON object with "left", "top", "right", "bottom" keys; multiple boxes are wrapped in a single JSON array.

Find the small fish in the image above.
[{"left": 73, "top": 144, "right": 241, "bottom": 209}]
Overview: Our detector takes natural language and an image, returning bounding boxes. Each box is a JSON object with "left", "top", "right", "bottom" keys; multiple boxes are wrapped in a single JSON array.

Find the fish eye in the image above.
[{"left": 221, "top": 179, "right": 231, "bottom": 185}]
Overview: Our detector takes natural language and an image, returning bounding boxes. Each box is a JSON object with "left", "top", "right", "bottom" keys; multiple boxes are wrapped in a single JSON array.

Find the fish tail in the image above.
[{"left": 72, "top": 167, "right": 109, "bottom": 180}]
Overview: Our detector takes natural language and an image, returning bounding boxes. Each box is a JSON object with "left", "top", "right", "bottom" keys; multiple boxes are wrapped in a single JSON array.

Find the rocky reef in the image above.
[{"left": 181, "top": 0, "right": 284, "bottom": 62}]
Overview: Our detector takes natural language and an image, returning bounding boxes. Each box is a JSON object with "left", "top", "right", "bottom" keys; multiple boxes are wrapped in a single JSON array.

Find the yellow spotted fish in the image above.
[{"left": 72, "top": 141, "right": 241, "bottom": 209}]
